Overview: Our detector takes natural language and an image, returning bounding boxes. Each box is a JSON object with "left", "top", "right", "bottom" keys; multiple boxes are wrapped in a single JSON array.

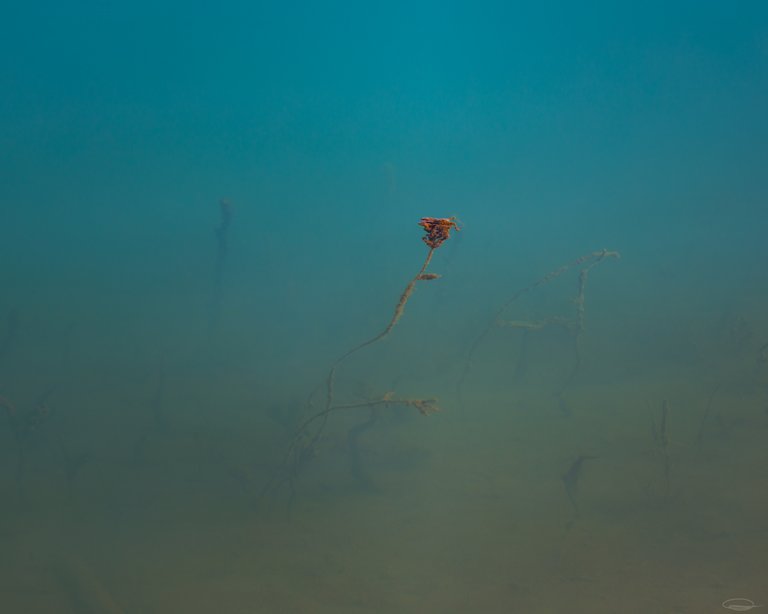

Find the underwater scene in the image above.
[{"left": 2, "top": 2, "right": 767, "bottom": 613}]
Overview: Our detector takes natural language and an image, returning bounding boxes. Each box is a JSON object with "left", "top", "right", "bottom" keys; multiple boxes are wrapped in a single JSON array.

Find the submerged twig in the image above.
[
  {"left": 459, "top": 249, "right": 619, "bottom": 405},
  {"left": 1, "top": 386, "right": 56, "bottom": 495},
  {"left": 562, "top": 454, "right": 597, "bottom": 519},
  {"left": 696, "top": 384, "right": 721, "bottom": 449},
  {"left": 347, "top": 409, "right": 380, "bottom": 491},
  {"left": 209, "top": 197, "right": 233, "bottom": 333},
  {"left": 0, "top": 309, "right": 19, "bottom": 368},
  {"left": 651, "top": 400, "right": 672, "bottom": 501}
]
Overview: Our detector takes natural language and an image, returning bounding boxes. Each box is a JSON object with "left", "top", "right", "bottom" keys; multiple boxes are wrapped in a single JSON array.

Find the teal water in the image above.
[{"left": 1, "top": 3, "right": 767, "bottom": 612}]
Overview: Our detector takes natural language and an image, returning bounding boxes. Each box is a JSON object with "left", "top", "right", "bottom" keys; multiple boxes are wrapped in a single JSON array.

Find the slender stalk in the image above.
[{"left": 261, "top": 217, "right": 459, "bottom": 504}]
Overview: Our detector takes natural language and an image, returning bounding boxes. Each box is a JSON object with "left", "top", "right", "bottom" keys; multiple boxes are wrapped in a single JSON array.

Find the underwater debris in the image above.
[
  {"left": 0, "top": 309, "right": 19, "bottom": 366},
  {"left": 346, "top": 409, "right": 380, "bottom": 491},
  {"left": 562, "top": 454, "right": 597, "bottom": 516},
  {"left": 696, "top": 383, "right": 721, "bottom": 448},
  {"left": 758, "top": 341, "right": 768, "bottom": 364},
  {"left": 651, "top": 400, "right": 672, "bottom": 501},
  {"left": 209, "top": 197, "right": 234, "bottom": 333},
  {"left": 459, "top": 249, "right": 619, "bottom": 405},
  {"left": 1, "top": 386, "right": 57, "bottom": 494}
]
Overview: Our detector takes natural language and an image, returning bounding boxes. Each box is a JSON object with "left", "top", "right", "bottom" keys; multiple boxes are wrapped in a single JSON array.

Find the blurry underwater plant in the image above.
[{"left": 260, "top": 216, "right": 460, "bottom": 506}]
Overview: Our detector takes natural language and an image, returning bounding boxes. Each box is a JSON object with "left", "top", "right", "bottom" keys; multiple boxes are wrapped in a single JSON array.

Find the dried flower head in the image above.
[{"left": 418, "top": 216, "right": 460, "bottom": 249}]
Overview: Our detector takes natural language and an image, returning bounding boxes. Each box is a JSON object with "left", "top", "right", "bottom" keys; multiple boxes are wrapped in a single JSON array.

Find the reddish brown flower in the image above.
[{"left": 418, "top": 216, "right": 460, "bottom": 249}]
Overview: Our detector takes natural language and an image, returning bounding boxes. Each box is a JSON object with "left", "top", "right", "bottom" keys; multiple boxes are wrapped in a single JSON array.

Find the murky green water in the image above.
[{"left": 2, "top": 3, "right": 767, "bottom": 612}]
